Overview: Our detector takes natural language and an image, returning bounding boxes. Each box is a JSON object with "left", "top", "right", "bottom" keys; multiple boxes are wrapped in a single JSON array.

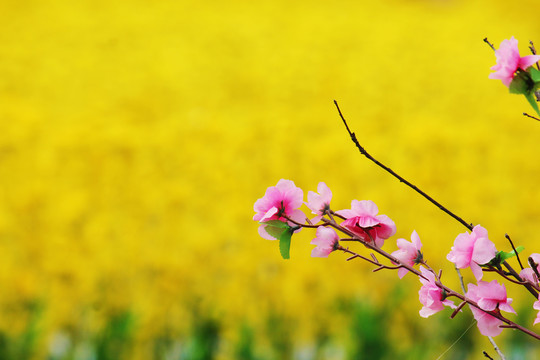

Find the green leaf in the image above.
[
  {"left": 260, "top": 220, "right": 294, "bottom": 259},
  {"left": 498, "top": 246, "right": 525, "bottom": 263},
  {"left": 279, "top": 228, "right": 293, "bottom": 260},
  {"left": 530, "top": 67, "right": 540, "bottom": 82},
  {"left": 524, "top": 92, "right": 540, "bottom": 116},
  {"left": 263, "top": 220, "right": 290, "bottom": 228},
  {"left": 509, "top": 71, "right": 532, "bottom": 94},
  {"left": 264, "top": 226, "right": 284, "bottom": 239},
  {"left": 261, "top": 220, "right": 290, "bottom": 239}
]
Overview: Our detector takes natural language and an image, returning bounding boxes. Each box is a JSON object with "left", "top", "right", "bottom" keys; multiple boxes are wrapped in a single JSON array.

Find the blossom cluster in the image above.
[
  {"left": 489, "top": 37, "right": 540, "bottom": 116},
  {"left": 254, "top": 179, "right": 540, "bottom": 339}
]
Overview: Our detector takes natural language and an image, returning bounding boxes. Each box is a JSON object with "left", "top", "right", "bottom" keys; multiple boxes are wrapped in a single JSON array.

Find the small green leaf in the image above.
[
  {"left": 509, "top": 71, "right": 532, "bottom": 94},
  {"left": 524, "top": 92, "right": 540, "bottom": 116},
  {"left": 260, "top": 220, "right": 294, "bottom": 259},
  {"left": 530, "top": 67, "right": 540, "bottom": 82},
  {"left": 261, "top": 220, "right": 290, "bottom": 239},
  {"left": 263, "top": 220, "right": 290, "bottom": 228},
  {"left": 499, "top": 246, "right": 525, "bottom": 263},
  {"left": 279, "top": 228, "right": 293, "bottom": 260}
]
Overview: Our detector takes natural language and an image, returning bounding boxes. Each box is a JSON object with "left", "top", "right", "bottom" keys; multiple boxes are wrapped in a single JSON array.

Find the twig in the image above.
[
  {"left": 483, "top": 38, "right": 495, "bottom": 51},
  {"left": 487, "top": 337, "right": 505, "bottom": 360},
  {"left": 502, "top": 260, "right": 539, "bottom": 297},
  {"left": 523, "top": 112, "right": 540, "bottom": 121},
  {"left": 484, "top": 266, "right": 540, "bottom": 291},
  {"left": 450, "top": 301, "right": 467, "bottom": 319},
  {"left": 530, "top": 41, "right": 540, "bottom": 70},
  {"left": 333, "top": 100, "right": 474, "bottom": 231},
  {"left": 318, "top": 216, "right": 540, "bottom": 341},
  {"left": 334, "top": 100, "right": 539, "bottom": 299},
  {"left": 529, "top": 257, "right": 540, "bottom": 284},
  {"left": 505, "top": 233, "right": 524, "bottom": 270},
  {"left": 483, "top": 351, "right": 494, "bottom": 360}
]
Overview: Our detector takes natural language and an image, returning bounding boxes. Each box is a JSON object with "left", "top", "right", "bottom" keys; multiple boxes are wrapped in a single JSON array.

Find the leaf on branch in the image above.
[
  {"left": 262, "top": 220, "right": 290, "bottom": 239},
  {"left": 509, "top": 71, "right": 534, "bottom": 94},
  {"left": 487, "top": 246, "right": 525, "bottom": 267},
  {"left": 260, "top": 220, "right": 294, "bottom": 259},
  {"left": 530, "top": 67, "right": 540, "bottom": 82},
  {"left": 279, "top": 228, "right": 293, "bottom": 260},
  {"left": 499, "top": 246, "right": 525, "bottom": 262}
]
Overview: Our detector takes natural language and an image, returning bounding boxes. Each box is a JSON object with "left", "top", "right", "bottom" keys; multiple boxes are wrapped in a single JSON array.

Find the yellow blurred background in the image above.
[{"left": 0, "top": 0, "right": 539, "bottom": 359}]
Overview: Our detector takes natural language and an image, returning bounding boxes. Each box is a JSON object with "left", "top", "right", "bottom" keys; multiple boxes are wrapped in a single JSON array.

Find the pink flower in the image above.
[
  {"left": 306, "top": 182, "right": 332, "bottom": 223},
  {"left": 466, "top": 281, "right": 514, "bottom": 337},
  {"left": 336, "top": 200, "right": 396, "bottom": 247},
  {"left": 533, "top": 295, "right": 540, "bottom": 325},
  {"left": 310, "top": 226, "right": 340, "bottom": 258},
  {"left": 418, "top": 266, "right": 456, "bottom": 318},
  {"left": 474, "top": 280, "right": 515, "bottom": 314},
  {"left": 391, "top": 230, "right": 423, "bottom": 279},
  {"left": 446, "top": 225, "right": 497, "bottom": 281},
  {"left": 253, "top": 179, "right": 305, "bottom": 240},
  {"left": 519, "top": 253, "right": 540, "bottom": 284},
  {"left": 489, "top": 36, "right": 540, "bottom": 87}
]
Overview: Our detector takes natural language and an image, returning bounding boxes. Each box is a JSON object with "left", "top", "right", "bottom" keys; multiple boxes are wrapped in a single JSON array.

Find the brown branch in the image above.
[
  {"left": 334, "top": 100, "right": 474, "bottom": 231},
  {"left": 505, "top": 233, "right": 524, "bottom": 270}
]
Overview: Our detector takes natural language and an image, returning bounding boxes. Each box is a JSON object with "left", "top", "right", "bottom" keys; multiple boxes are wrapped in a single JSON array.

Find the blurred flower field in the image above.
[{"left": 1, "top": 0, "right": 540, "bottom": 359}]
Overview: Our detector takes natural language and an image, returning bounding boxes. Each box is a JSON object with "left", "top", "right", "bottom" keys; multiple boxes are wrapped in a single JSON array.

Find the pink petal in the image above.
[
  {"left": 442, "top": 299, "right": 457, "bottom": 309},
  {"left": 395, "top": 238, "right": 412, "bottom": 251},
  {"left": 470, "top": 262, "right": 484, "bottom": 281},
  {"left": 311, "top": 247, "right": 332, "bottom": 258},
  {"left": 498, "top": 301, "right": 516, "bottom": 314},
  {"left": 310, "top": 226, "right": 337, "bottom": 247},
  {"left": 478, "top": 280, "right": 507, "bottom": 301},
  {"left": 474, "top": 311, "right": 504, "bottom": 337},
  {"left": 397, "top": 267, "right": 408, "bottom": 279},
  {"left": 518, "top": 55, "right": 540, "bottom": 70},
  {"left": 260, "top": 207, "right": 278, "bottom": 222},
  {"left": 356, "top": 215, "right": 380, "bottom": 228},
  {"left": 351, "top": 200, "right": 378, "bottom": 216},
  {"left": 374, "top": 215, "right": 397, "bottom": 239},
  {"left": 472, "top": 237, "right": 497, "bottom": 265},
  {"left": 310, "top": 215, "right": 323, "bottom": 224},
  {"left": 419, "top": 307, "right": 438, "bottom": 318},
  {"left": 478, "top": 298, "right": 498, "bottom": 312},
  {"left": 373, "top": 237, "right": 385, "bottom": 248},
  {"left": 530, "top": 253, "right": 540, "bottom": 264},
  {"left": 411, "top": 230, "right": 422, "bottom": 249},
  {"left": 287, "top": 209, "right": 307, "bottom": 225},
  {"left": 317, "top": 182, "right": 332, "bottom": 200},
  {"left": 471, "top": 225, "right": 489, "bottom": 239},
  {"left": 335, "top": 209, "right": 356, "bottom": 218},
  {"left": 520, "top": 268, "right": 537, "bottom": 284}
]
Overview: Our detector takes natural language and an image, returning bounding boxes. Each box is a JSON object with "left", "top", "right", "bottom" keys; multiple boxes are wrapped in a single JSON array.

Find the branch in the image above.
[
  {"left": 334, "top": 100, "right": 473, "bottom": 231},
  {"left": 334, "top": 100, "right": 539, "bottom": 299}
]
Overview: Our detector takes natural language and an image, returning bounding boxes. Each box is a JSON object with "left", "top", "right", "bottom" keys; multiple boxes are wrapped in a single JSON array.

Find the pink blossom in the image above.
[
  {"left": 253, "top": 179, "right": 305, "bottom": 240},
  {"left": 519, "top": 253, "right": 540, "bottom": 284},
  {"left": 310, "top": 226, "right": 340, "bottom": 258},
  {"left": 474, "top": 280, "right": 515, "bottom": 314},
  {"left": 533, "top": 295, "right": 540, "bottom": 325},
  {"left": 467, "top": 283, "right": 506, "bottom": 337},
  {"left": 336, "top": 200, "right": 396, "bottom": 247},
  {"left": 306, "top": 182, "right": 332, "bottom": 223},
  {"left": 391, "top": 230, "right": 423, "bottom": 279},
  {"left": 418, "top": 266, "right": 457, "bottom": 318},
  {"left": 446, "top": 225, "right": 497, "bottom": 281},
  {"left": 489, "top": 36, "right": 540, "bottom": 87},
  {"left": 418, "top": 266, "right": 456, "bottom": 318}
]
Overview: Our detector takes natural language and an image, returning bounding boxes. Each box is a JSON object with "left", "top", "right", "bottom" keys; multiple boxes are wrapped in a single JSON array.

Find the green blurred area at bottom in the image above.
[{"left": 3, "top": 285, "right": 539, "bottom": 360}]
